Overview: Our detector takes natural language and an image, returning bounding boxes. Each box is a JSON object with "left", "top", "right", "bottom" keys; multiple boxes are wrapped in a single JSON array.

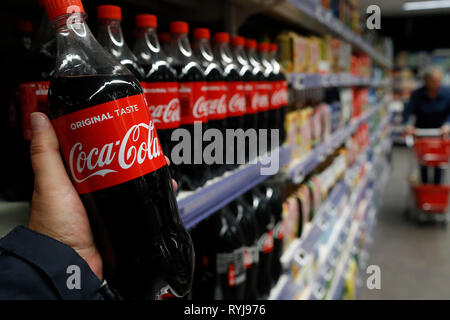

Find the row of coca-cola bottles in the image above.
[
  {"left": 189, "top": 180, "right": 284, "bottom": 300},
  {"left": 14, "top": 1, "right": 289, "bottom": 194}
]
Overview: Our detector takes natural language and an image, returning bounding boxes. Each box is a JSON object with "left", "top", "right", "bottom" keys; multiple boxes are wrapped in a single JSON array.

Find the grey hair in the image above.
[{"left": 422, "top": 66, "right": 443, "bottom": 80}]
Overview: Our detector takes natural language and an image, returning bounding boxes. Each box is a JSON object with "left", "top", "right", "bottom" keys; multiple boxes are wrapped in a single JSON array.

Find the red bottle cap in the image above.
[
  {"left": 231, "top": 36, "right": 245, "bottom": 47},
  {"left": 136, "top": 14, "right": 157, "bottom": 28},
  {"left": 270, "top": 43, "right": 278, "bottom": 52},
  {"left": 258, "top": 42, "right": 269, "bottom": 52},
  {"left": 16, "top": 20, "right": 33, "bottom": 33},
  {"left": 170, "top": 21, "right": 188, "bottom": 34},
  {"left": 44, "top": 0, "right": 85, "bottom": 22},
  {"left": 97, "top": 5, "right": 122, "bottom": 21},
  {"left": 245, "top": 39, "right": 257, "bottom": 49},
  {"left": 214, "top": 32, "right": 230, "bottom": 43},
  {"left": 193, "top": 28, "right": 210, "bottom": 39},
  {"left": 159, "top": 32, "right": 171, "bottom": 43}
]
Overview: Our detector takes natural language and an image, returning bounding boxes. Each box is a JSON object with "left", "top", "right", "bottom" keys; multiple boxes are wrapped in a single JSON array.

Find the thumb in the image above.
[{"left": 30, "top": 112, "right": 73, "bottom": 193}]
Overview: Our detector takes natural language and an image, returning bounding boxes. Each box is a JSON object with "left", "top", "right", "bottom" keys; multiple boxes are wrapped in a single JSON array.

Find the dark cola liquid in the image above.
[
  {"left": 229, "top": 198, "right": 260, "bottom": 299},
  {"left": 144, "top": 63, "right": 182, "bottom": 187},
  {"left": 242, "top": 70, "right": 258, "bottom": 163},
  {"left": 48, "top": 74, "right": 194, "bottom": 299},
  {"left": 173, "top": 63, "right": 211, "bottom": 190},
  {"left": 204, "top": 67, "right": 227, "bottom": 178},
  {"left": 225, "top": 69, "right": 245, "bottom": 170}
]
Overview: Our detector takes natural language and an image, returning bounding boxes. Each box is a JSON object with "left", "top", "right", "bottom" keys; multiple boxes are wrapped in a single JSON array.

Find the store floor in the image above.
[{"left": 359, "top": 146, "right": 450, "bottom": 300}]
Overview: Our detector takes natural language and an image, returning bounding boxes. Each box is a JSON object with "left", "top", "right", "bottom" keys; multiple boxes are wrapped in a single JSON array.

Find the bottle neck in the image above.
[
  {"left": 193, "top": 38, "right": 214, "bottom": 64},
  {"left": 134, "top": 26, "right": 166, "bottom": 63},
  {"left": 233, "top": 45, "right": 249, "bottom": 68},
  {"left": 259, "top": 51, "right": 273, "bottom": 75},
  {"left": 214, "top": 42, "right": 234, "bottom": 67},
  {"left": 171, "top": 32, "right": 195, "bottom": 65},
  {"left": 51, "top": 13, "right": 131, "bottom": 77},
  {"left": 97, "top": 19, "right": 130, "bottom": 56},
  {"left": 247, "top": 48, "right": 260, "bottom": 67}
]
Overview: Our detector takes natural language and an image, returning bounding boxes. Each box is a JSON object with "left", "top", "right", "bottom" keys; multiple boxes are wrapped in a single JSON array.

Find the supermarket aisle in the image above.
[{"left": 359, "top": 146, "right": 450, "bottom": 299}]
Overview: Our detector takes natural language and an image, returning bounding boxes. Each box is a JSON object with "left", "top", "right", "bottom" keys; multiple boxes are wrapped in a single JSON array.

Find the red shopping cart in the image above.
[{"left": 406, "top": 129, "right": 450, "bottom": 225}]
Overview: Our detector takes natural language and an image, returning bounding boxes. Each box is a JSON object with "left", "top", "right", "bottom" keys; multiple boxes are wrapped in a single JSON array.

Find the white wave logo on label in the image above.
[
  {"left": 150, "top": 98, "right": 181, "bottom": 124},
  {"left": 193, "top": 96, "right": 209, "bottom": 119},
  {"left": 69, "top": 121, "right": 161, "bottom": 183}
]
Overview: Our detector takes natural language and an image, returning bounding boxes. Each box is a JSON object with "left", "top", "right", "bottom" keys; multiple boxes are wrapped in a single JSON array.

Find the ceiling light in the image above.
[{"left": 403, "top": 0, "right": 450, "bottom": 11}]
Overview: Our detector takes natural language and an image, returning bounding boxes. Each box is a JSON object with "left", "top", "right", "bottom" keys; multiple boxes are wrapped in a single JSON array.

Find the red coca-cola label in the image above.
[
  {"left": 263, "top": 229, "right": 274, "bottom": 253},
  {"left": 244, "top": 83, "right": 258, "bottom": 115},
  {"left": 255, "top": 82, "right": 270, "bottom": 112},
  {"left": 143, "top": 82, "right": 181, "bottom": 130},
  {"left": 52, "top": 94, "right": 167, "bottom": 194},
  {"left": 228, "top": 263, "right": 236, "bottom": 287},
  {"left": 179, "top": 82, "right": 208, "bottom": 124},
  {"left": 270, "top": 80, "right": 288, "bottom": 110},
  {"left": 204, "top": 82, "right": 227, "bottom": 120},
  {"left": 227, "top": 81, "right": 246, "bottom": 117},
  {"left": 19, "top": 82, "right": 38, "bottom": 141},
  {"left": 280, "top": 80, "right": 288, "bottom": 106}
]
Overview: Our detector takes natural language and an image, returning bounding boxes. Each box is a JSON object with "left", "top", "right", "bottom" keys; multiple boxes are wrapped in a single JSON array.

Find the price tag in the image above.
[{"left": 293, "top": 73, "right": 306, "bottom": 90}]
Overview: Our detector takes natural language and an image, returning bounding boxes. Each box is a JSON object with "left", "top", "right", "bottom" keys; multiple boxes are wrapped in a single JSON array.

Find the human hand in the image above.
[
  {"left": 27, "top": 112, "right": 177, "bottom": 281},
  {"left": 441, "top": 124, "right": 450, "bottom": 136},
  {"left": 405, "top": 125, "right": 416, "bottom": 136}
]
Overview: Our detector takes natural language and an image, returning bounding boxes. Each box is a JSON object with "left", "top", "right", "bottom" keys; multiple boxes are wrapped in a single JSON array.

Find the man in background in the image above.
[{"left": 404, "top": 66, "right": 450, "bottom": 184}]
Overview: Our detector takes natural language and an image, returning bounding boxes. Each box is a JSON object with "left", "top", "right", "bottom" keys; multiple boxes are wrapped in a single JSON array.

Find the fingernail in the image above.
[{"left": 31, "top": 112, "right": 48, "bottom": 132}]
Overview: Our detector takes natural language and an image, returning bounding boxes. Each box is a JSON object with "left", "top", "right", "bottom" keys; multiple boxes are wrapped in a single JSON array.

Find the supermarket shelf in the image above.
[
  {"left": 288, "top": 73, "right": 391, "bottom": 90},
  {"left": 178, "top": 145, "right": 291, "bottom": 229},
  {"left": 271, "top": 0, "right": 392, "bottom": 69},
  {"left": 286, "top": 104, "right": 381, "bottom": 184}
]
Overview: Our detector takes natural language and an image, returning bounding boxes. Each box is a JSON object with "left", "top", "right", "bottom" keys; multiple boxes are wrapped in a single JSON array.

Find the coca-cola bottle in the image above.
[
  {"left": 260, "top": 181, "right": 283, "bottom": 284},
  {"left": 258, "top": 42, "right": 278, "bottom": 151},
  {"left": 246, "top": 39, "right": 269, "bottom": 142},
  {"left": 133, "top": 14, "right": 182, "bottom": 188},
  {"left": 193, "top": 28, "right": 227, "bottom": 177},
  {"left": 229, "top": 197, "right": 260, "bottom": 299},
  {"left": 243, "top": 186, "right": 274, "bottom": 298},
  {"left": 213, "top": 32, "right": 246, "bottom": 169},
  {"left": 169, "top": 21, "right": 210, "bottom": 190},
  {"left": 44, "top": 0, "right": 193, "bottom": 299},
  {"left": 231, "top": 36, "right": 258, "bottom": 163},
  {"left": 194, "top": 206, "right": 247, "bottom": 300},
  {"left": 269, "top": 43, "right": 288, "bottom": 145},
  {"left": 158, "top": 32, "right": 173, "bottom": 65},
  {"left": 96, "top": 5, "right": 145, "bottom": 80}
]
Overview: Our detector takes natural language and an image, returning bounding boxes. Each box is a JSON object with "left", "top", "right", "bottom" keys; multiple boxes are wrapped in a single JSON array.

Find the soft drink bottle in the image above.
[
  {"left": 269, "top": 43, "right": 288, "bottom": 145},
  {"left": 169, "top": 21, "right": 210, "bottom": 190},
  {"left": 133, "top": 14, "right": 182, "bottom": 188},
  {"left": 44, "top": 0, "right": 194, "bottom": 299},
  {"left": 243, "top": 186, "right": 274, "bottom": 298},
  {"left": 213, "top": 32, "right": 246, "bottom": 169},
  {"left": 231, "top": 36, "right": 258, "bottom": 163},
  {"left": 96, "top": 5, "right": 145, "bottom": 80},
  {"left": 193, "top": 28, "right": 227, "bottom": 177},
  {"left": 260, "top": 181, "right": 283, "bottom": 284},
  {"left": 258, "top": 42, "right": 278, "bottom": 151},
  {"left": 229, "top": 197, "right": 260, "bottom": 300}
]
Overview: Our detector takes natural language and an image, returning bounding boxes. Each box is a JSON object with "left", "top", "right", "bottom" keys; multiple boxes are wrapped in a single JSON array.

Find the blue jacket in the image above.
[
  {"left": 0, "top": 226, "right": 116, "bottom": 299},
  {"left": 403, "top": 86, "right": 450, "bottom": 128}
]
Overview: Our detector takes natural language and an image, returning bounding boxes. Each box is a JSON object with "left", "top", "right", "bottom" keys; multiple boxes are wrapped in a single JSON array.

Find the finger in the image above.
[
  {"left": 165, "top": 155, "right": 171, "bottom": 166},
  {"left": 172, "top": 179, "right": 178, "bottom": 192},
  {"left": 30, "top": 112, "right": 74, "bottom": 193}
]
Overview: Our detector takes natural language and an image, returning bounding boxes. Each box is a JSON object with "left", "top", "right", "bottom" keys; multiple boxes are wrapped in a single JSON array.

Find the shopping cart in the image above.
[{"left": 405, "top": 129, "right": 450, "bottom": 225}]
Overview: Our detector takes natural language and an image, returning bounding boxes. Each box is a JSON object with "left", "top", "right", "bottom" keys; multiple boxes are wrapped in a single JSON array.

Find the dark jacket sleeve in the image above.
[
  {"left": 403, "top": 89, "right": 419, "bottom": 125},
  {"left": 0, "top": 226, "right": 107, "bottom": 300}
]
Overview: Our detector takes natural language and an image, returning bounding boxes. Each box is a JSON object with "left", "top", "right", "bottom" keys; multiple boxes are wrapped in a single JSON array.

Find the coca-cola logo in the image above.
[
  {"left": 193, "top": 96, "right": 209, "bottom": 119},
  {"left": 228, "top": 93, "right": 246, "bottom": 114},
  {"left": 208, "top": 94, "right": 227, "bottom": 115},
  {"left": 271, "top": 89, "right": 285, "bottom": 107},
  {"left": 69, "top": 121, "right": 161, "bottom": 183},
  {"left": 150, "top": 98, "right": 181, "bottom": 124},
  {"left": 255, "top": 92, "right": 269, "bottom": 109}
]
